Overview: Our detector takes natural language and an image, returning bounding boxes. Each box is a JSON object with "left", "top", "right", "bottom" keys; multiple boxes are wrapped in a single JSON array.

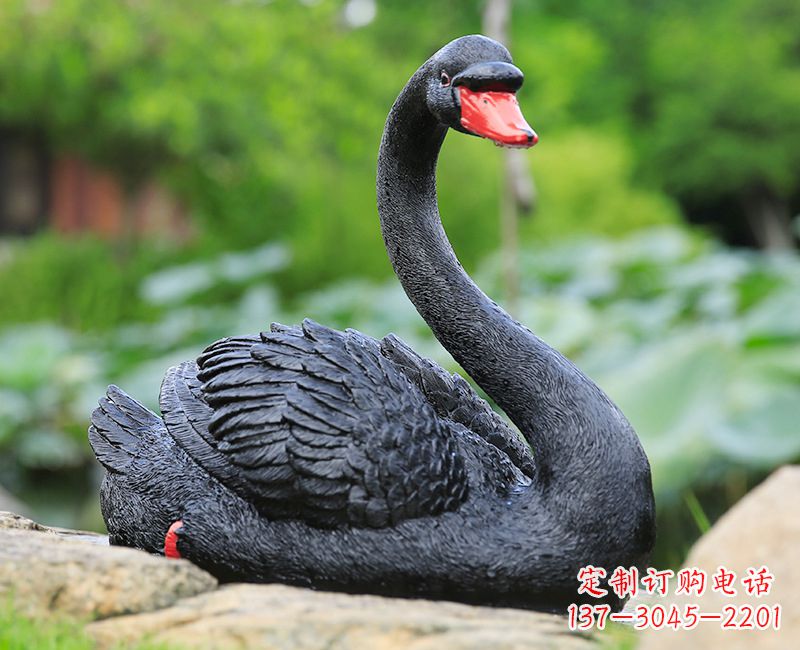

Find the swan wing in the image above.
[
  {"left": 195, "top": 319, "right": 469, "bottom": 528},
  {"left": 159, "top": 358, "right": 257, "bottom": 497},
  {"left": 380, "top": 333, "right": 535, "bottom": 479}
]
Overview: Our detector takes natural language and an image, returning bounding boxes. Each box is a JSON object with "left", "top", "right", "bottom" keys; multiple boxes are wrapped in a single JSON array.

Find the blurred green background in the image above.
[{"left": 0, "top": 0, "right": 798, "bottom": 573}]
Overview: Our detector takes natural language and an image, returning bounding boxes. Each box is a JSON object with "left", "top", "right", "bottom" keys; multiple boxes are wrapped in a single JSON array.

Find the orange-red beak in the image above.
[{"left": 459, "top": 87, "right": 538, "bottom": 148}]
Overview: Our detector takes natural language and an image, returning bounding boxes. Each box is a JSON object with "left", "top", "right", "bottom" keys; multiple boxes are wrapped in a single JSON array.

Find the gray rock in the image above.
[
  {"left": 0, "top": 510, "right": 108, "bottom": 544},
  {"left": 0, "top": 510, "right": 50, "bottom": 532},
  {"left": 88, "top": 583, "right": 592, "bottom": 650},
  {"left": 639, "top": 465, "right": 799, "bottom": 650},
  {"left": 0, "top": 511, "right": 217, "bottom": 620}
]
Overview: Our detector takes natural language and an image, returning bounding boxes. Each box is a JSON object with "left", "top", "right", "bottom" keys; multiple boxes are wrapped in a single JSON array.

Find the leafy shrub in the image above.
[
  {"left": 0, "top": 234, "right": 167, "bottom": 331},
  {"left": 525, "top": 129, "right": 680, "bottom": 241},
  {"left": 0, "top": 0, "right": 698, "bottom": 297}
]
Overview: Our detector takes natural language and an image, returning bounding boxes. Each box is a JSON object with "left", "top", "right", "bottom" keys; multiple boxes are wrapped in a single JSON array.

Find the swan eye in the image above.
[{"left": 440, "top": 71, "right": 451, "bottom": 87}]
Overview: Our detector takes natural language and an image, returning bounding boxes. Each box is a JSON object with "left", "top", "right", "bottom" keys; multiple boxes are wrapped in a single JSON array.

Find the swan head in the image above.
[{"left": 424, "top": 35, "right": 538, "bottom": 149}]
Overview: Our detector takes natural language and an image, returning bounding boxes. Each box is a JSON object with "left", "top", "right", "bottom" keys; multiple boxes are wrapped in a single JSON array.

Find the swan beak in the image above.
[{"left": 459, "top": 87, "right": 538, "bottom": 148}]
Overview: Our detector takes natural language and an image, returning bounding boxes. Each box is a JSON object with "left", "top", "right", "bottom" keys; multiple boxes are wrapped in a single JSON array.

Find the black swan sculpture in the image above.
[{"left": 89, "top": 35, "right": 655, "bottom": 611}]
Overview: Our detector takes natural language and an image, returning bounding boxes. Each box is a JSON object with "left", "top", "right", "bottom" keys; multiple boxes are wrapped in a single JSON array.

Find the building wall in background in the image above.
[{"left": 0, "top": 131, "right": 191, "bottom": 241}]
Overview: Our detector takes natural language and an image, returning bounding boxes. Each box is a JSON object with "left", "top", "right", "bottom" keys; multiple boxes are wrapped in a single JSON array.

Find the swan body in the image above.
[{"left": 89, "top": 35, "right": 655, "bottom": 611}]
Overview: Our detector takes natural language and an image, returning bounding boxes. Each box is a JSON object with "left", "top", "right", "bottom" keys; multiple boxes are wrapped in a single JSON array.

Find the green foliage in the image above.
[
  {"left": 547, "top": 0, "right": 800, "bottom": 210},
  {"left": 599, "top": 622, "right": 637, "bottom": 650},
  {"left": 641, "top": 0, "right": 800, "bottom": 202},
  {"left": 0, "top": 598, "right": 178, "bottom": 650},
  {"left": 0, "top": 0, "right": 707, "bottom": 297},
  {"left": 0, "top": 234, "right": 166, "bottom": 331},
  {"left": 0, "top": 322, "right": 106, "bottom": 527},
  {"left": 525, "top": 129, "right": 679, "bottom": 241},
  {"left": 684, "top": 490, "right": 712, "bottom": 535},
  {"left": 0, "top": 0, "right": 389, "bottom": 288}
]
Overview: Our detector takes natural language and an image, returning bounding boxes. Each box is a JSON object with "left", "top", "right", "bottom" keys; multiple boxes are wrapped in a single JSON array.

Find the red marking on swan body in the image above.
[{"left": 164, "top": 520, "right": 183, "bottom": 559}]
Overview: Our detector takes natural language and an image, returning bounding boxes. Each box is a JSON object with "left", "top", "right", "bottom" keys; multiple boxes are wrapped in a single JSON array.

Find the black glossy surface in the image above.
[{"left": 88, "top": 35, "right": 655, "bottom": 611}]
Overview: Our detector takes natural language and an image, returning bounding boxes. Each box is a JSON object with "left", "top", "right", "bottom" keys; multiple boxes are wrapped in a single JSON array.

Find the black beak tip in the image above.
[{"left": 452, "top": 61, "right": 524, "bottom": 92}]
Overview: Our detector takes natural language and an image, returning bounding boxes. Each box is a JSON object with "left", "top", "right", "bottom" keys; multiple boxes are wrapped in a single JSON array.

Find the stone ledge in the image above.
[
  {"left": 87, "top": 582, "right": 592, "bottom": 650},
  {"left": 0, "top": 511, "right": 217, "bottom": 620}
]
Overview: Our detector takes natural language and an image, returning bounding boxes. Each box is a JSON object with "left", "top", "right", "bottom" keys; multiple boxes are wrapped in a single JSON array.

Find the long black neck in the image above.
[{"left": 377, "top": 69, "right": 651, "bottom": 510}]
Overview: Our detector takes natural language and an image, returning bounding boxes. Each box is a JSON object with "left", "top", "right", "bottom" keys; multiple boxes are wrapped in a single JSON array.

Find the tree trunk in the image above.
[
  {"left": 482, "top": 0, "right": 538, "bottom": 314},
  {"left": 743, "top": 190, "right": 796, "bottom": 251}
]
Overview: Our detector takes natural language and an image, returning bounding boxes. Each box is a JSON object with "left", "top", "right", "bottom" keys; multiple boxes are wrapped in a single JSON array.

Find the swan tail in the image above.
[
  {"left": 89, "top": 384, "right": 199, "bottom": 553},
  {"left": 88, "top": 384, "right": 165, "bottom": 474}
]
